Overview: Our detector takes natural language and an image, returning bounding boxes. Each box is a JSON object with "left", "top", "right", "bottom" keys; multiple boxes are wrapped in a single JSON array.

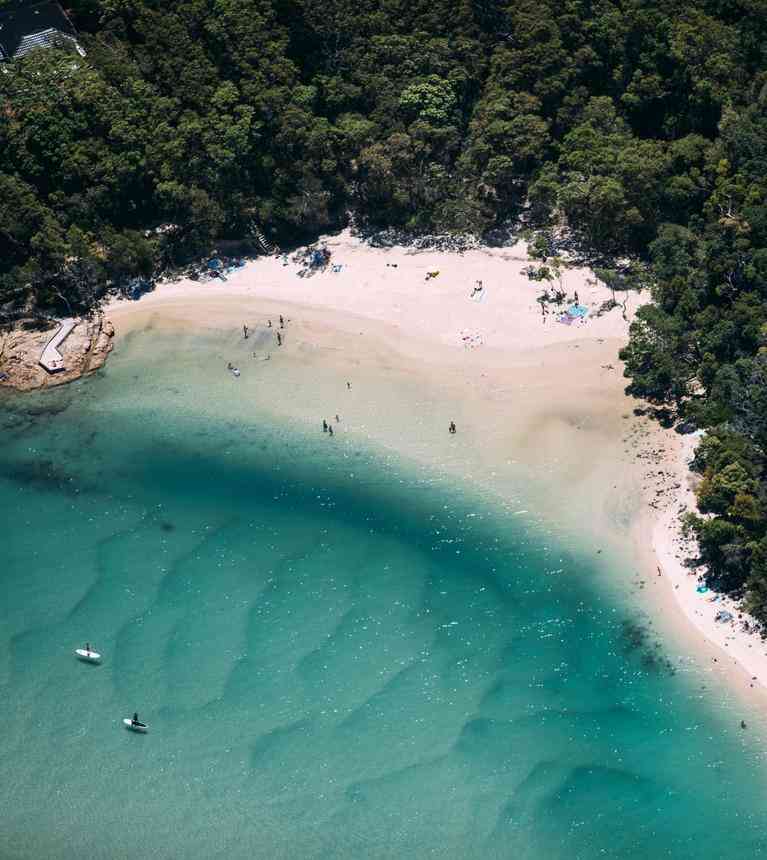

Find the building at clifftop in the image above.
[{"left": 0, "top": 1, "right": 85, "bottom": 62}]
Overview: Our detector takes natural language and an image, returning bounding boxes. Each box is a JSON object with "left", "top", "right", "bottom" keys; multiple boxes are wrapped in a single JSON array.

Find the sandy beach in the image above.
[
  {"left": 106, "top": 230, "right": 767, "bottom": 703},
  {"left": 644, "top": 433, "right": 767, "bottom": 698}
]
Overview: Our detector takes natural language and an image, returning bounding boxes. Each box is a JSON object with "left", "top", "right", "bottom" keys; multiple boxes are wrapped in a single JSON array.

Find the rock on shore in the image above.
[{"left": 0, "top": 315, "right": 115, "bottom": 391}]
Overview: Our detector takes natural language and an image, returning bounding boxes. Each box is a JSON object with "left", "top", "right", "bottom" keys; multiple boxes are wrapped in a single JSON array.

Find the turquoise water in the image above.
[{"left": 2, "top": 329, "right": 767, "bottom": 859}]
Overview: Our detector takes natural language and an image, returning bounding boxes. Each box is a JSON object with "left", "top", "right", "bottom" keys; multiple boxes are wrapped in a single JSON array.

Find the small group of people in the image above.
[
  {"left": 322, "top": 415, "right": 340, "bottom": 437},
  {"left": 448, "top": 421, "right": 457, "bottom": 434},
  {"left": 243, "top": 316, "right": 287, "bottom": 339},
  {"left": 239, "top": 316, "right": 288, "bottom": 361},
  {"left": 271, "top": 316, "right": 287, "bottom": 346},
  {"left": 78, "top": 642, "right": 146, "bottom": 730}
]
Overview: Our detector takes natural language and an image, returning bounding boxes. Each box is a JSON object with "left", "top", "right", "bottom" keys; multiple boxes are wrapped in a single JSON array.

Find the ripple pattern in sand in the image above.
[{"left": 3, "top": 362, "right": 767, "bottom": 860}]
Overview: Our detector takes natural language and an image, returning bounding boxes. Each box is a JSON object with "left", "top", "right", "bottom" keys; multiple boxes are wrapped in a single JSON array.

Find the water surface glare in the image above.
[{"left": 1, "top": 330, "right": 766, "bottom": 859}]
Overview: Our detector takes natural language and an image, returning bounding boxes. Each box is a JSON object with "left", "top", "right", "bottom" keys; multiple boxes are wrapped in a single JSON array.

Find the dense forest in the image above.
[{"left": 1, "top": 0, "right": 766, "bottom": 622}]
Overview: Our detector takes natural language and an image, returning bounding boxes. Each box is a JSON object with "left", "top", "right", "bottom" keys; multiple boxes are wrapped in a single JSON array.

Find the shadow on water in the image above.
[
  {"left": 3, "top": 367, "right": 767, "bottom": 859},
  {"left": 0, "top": 457, "right": 82, "bottom": 495},
  {"left": 619, "top": 619, "right": 677, "bottom": 676}
]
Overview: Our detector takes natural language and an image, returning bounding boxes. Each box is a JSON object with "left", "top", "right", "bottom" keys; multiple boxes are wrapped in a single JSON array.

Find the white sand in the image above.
[
  {"left": 649, "top": 433, "right": 767, "bottom": 697},
  {"left": 106, "top": 229, "right": 767, "bottom": 701},
  {"left": 111, "top": 232, "right": 635, "bottom": 355}
]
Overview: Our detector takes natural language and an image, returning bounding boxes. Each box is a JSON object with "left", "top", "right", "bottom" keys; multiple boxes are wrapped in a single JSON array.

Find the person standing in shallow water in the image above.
[
  {"left": 449, "top": 421, "right": 456, "bottom": 434},
  {"left": 328, "top": 425, "right": 334, "bottom": 436},
  {"left": 346, "top": 381, "right": 351, "bottom": 390},
  {"left": 243, "top": 324, "right": 248, "bottom": 339},
  {"left": 322, "top": 419, "right": 328, "bottom": 433},
  {"left": 279, "top": 315, "right": 284, "bottom": 328},
  {"left": 277, "top": 332, "right": 282, "bottom": 346}
]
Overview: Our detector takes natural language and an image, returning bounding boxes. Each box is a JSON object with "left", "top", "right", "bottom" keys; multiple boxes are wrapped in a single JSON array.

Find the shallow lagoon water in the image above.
[{"left": 2, "top": 330, "right": 767, "bottom": 859}]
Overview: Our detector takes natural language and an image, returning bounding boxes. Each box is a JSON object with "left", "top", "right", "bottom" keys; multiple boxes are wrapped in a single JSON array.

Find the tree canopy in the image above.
[{"left": 1, "top": 0, "right": 764, "bottom": 317}]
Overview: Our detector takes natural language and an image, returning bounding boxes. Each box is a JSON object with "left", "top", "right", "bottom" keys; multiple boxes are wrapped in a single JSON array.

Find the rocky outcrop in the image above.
[{"left": 0, "top": 315, "right": 115, "bottom": 391}]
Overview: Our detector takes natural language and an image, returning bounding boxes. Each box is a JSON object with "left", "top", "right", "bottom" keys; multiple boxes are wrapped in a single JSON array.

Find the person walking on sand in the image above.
[
  {"left": 335, "top": 414, "right": 340, "bottom": 422},
  {"left": 346, "top": 381, "right": 351, "bottom": 390},
  {"left": 449, "top": 421, "right": 456, "bottom": 434},
  {"left": 277, "top": 332, "right": 282, "bottom": 346},
  {"left": 268, "top": 320, "right": 272, "bottom": 328},
  {"left": 243, "top": 324, "right": 248, "bottom": 339},
  {"left": 322, "top": 420, "right": 328, "bottom": 433}
]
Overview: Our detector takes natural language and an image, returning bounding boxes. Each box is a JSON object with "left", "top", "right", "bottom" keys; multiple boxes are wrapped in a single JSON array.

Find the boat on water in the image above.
[
  {"left": 75, "top": 647, "right": 101, "bottom": 663},
  {"left": 124, "top": 716, "right": 148, "bottom": 733}
]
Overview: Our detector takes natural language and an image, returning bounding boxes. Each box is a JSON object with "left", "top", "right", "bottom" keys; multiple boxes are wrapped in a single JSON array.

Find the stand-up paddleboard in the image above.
[
  {"left": 75, "top": 648, "right": 101, "bottom": 663},
  {"left": 123, "top": 718, "right": 148, "bottom": 733}
]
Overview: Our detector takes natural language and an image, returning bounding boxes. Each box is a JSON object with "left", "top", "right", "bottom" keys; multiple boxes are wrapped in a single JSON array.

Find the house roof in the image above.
[{"left": 0, "top": 1, "right": 80, "bottom": 61}]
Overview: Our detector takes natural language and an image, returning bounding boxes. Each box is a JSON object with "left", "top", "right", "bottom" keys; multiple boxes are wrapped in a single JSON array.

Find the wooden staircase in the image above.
[{"left": 249, "top": 222, "right": 276, "bottom": 255}]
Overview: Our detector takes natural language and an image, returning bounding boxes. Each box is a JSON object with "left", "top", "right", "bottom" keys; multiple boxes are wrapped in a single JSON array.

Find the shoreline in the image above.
[
  {"left": 89, "top": 230, "right": 767, "bottom": 702},
  {"left": 642, "top": 432, "right": 767, "bottom": 700}
]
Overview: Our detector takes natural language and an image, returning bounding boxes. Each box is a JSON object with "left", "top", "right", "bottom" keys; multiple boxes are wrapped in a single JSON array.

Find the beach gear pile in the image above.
[
  {"left": 460, "top": 329, "right": 484, "bottom": 349},
  {"left": 293, "top": 245, "right": 332, "bottom": 277},
  {"left": 310, "top": 248, "right": 331, "bottom": 268},
  {"left": 557, "top": 303, "right": 589, "bottom": 325},
  {"left": 203, "top": 257, "right": 246, "bottom": 281},
  {"left": 123, "top": 277, "right": 154, "bottom": 300}
]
